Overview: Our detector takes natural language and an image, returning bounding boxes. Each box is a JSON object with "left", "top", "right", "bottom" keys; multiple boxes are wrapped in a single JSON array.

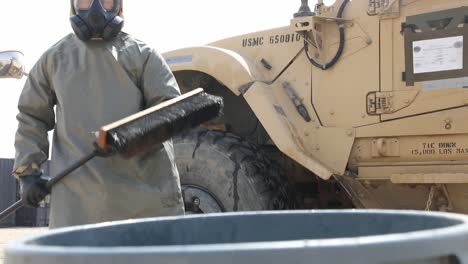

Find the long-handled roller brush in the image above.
[{"left": 0, "top": 88, "right": 223, "bottom": 221}]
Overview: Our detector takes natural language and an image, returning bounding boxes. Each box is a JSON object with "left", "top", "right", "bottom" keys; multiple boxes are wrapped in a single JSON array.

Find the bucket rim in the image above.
[{"left": 6, "top": 209, "right": 468, "bottom": 261}]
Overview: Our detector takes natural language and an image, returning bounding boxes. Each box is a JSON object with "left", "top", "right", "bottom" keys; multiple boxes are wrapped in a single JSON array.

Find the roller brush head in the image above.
[{"left": 98, "top": 88, "right": 223, "bottom": 157}]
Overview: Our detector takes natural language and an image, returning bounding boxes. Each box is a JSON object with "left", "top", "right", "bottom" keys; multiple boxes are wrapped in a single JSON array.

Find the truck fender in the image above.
[
  {"left": 164, "top": 46, "right": 260, "bottom": 96},
  {"left": 244, "top": 81, "right": 336, "bottom": 179}
]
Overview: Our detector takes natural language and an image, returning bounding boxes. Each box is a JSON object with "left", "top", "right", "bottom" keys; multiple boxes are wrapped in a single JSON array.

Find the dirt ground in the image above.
[{"left": 0, "top": 227, "right": 47, "bottom": 264}]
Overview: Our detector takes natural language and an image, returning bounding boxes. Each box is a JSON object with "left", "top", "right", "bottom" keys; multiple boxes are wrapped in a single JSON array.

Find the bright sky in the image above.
[{"left": 0, "top": 0, "right": 334, "bottom": 159}]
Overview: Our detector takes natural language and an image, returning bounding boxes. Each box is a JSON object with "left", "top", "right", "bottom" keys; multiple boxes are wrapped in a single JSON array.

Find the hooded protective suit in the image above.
[{"left": 13, "top": 32, "right": 185, "bottom": 228}]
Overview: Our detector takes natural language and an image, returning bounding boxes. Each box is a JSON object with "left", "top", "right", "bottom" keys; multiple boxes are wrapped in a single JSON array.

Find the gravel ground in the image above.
[{"left": 0, "top": 228, "right": 47, "bottom": 264}]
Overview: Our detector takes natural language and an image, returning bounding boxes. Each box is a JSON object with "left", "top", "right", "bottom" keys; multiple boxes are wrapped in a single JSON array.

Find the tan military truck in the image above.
[{"left": 164, "top": 0, "right": 468, "bottom": 214}]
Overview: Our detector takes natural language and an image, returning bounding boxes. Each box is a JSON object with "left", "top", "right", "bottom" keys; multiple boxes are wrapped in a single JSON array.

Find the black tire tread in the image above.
[{"left": 175, "top": 128, "right": 290, "bottom": 210}]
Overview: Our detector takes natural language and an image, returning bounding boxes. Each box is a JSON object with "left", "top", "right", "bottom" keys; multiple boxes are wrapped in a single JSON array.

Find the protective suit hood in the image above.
[{"left": 70, "top": 0, "right": 124, "bottom": 41}]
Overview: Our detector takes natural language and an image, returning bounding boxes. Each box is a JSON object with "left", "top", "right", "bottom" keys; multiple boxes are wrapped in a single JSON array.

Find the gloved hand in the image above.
[{"left": 19, "top": 175, "right": 50, "bottom": 208}]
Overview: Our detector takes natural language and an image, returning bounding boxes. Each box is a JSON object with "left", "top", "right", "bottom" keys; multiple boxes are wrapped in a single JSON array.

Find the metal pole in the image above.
[
  {"left": 0, "top": 200, "right": 23, "bottom": 221},
  {"left": 46, "top": 150, "right": 97, "bottom": 189}
]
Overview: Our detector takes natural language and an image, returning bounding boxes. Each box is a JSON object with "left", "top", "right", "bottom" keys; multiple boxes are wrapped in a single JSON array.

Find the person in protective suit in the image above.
[{"left": 13, "top": 0, "right": 185, "bottom": 228}]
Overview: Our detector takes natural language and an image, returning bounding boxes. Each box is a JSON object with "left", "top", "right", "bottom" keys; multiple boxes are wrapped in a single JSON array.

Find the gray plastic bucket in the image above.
[{"left": 5, "top": 210, "right": 468, "bottom": 264}]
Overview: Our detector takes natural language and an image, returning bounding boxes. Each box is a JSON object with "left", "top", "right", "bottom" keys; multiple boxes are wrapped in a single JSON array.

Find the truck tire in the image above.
[{"left": 173, "top": 128, "right": 290, "bottom": 214}]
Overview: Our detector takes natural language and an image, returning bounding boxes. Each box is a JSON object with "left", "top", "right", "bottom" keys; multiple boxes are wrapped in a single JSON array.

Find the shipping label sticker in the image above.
[{"left": 413, "top": 36, "right": 463, "bottom": 74}]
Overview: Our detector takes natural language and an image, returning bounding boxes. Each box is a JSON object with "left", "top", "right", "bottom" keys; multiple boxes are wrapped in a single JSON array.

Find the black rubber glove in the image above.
[{"left": 19, "top": 175, "right": 50, "bottom": 208}]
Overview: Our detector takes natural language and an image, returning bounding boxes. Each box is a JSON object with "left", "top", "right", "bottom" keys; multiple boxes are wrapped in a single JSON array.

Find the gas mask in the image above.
[{"left": 70, "top": 0, "right": 123, "bottom": 41}]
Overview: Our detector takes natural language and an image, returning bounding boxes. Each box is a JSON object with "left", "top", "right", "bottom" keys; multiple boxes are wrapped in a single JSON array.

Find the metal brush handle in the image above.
[
  {"left": 0, "top": 150, "right": 99, "bottom": 221},
  {"left": 45, "top": 150, "right": 98, "bottom": 188},
  {"left": 0, "top": 200, "right": 24, "bottom": 221}
]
